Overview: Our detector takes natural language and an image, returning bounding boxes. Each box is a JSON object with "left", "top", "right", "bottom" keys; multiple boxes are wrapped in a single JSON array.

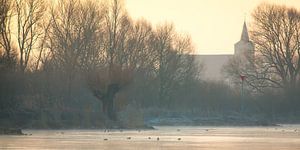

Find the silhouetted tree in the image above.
[
  {"left": 0, "top": 0, "right": 16, "bottom": 69},
  {"left": 251, "top": 3, "right": 300, "bottom": 91},
  {"left": 224, "top": 4, "right": 300, "bottom": 94},
  {"left": 48, "top": 0, "right": 105, "bottom": 96},
  {"left": 88, "top": 65, "right": 133, "bottom": 120},
  {"left": 154, "top": 23, "right": 196, "bottom": 106},
  {"left": 15, "top": 0, "right": 46, "bottom": 72}
]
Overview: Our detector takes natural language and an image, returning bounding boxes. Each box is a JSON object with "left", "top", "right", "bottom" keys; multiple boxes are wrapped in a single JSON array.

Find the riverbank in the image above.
[
  {"left": 3, "top": 112, "right": 300, "bottom": 130},
  {"left": 0, "top": 128, "right": 24, "bottom": 135},
  {"left": 1, "top": 126, "right": 300, "bottom": 150},
  {"left": 145, "top": 116, "right": 281, "bottom": 127}
]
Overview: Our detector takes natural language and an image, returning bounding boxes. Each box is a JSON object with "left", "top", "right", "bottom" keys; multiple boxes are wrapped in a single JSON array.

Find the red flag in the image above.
[{"left": 240, "top": 75, "right": 246, "bottom": 81}]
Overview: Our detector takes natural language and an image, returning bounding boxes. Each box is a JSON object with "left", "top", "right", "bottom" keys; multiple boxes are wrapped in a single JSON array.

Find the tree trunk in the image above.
[{"left": 94, "top": 84, "right": 120, "bottom": 120}]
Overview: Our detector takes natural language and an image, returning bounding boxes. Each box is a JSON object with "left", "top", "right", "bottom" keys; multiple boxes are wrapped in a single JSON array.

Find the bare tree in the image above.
[
  {"left": 15, "top": 0, "right": 46, "bottom": 72},
  {"left": 103, "top": 0, "right": 132, "bottom": 72},
  {"left": 224, "top": 3, "right": 300, "bottom": 94},
  {"left": 154, "top": 23, "right": 196, "bottom": 106},
  {"left": 126, "top": 19, "right": 156, "bottom": 71},
  {"left": 0, "top": 0, "right": 16, "bottom": 68},
  {"left": 223, "top": 55, "right": 279, "bottom": 93},
  {"left": 251, "top": 3, "right": 300, "bottom": 90},
  {"left": 154, "top": 23, "right": 175, "bottom": 105},
  {"left": 77, "top": 0, "right": 106, "bottom": 72},
  {"left": 49, "top": 0, "right": 105, "bottom": 96},
  {"left": 88, "top": 64, "right": 133, "bottom": 120},
  {"left": 87, "top": 0, "right": 133, "bottom": 120},
  {"left": 49, "top": 0, "right": 81, "bottom": 71},
  {"left": 34, "top": 7, "right": 51, "bottom": 71}
]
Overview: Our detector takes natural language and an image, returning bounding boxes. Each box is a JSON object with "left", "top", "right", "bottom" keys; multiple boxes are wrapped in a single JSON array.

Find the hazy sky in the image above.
[{"left": 126, "top": 0, "right": 300, "bottom": 54}]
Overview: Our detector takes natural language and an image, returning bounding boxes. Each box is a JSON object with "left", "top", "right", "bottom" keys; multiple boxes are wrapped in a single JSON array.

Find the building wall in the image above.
[
  {"left": 194, "top": 22, "right": 254, "bottom": 80},
  {"left": 193, "top": 55, "right": 232, "bottom": 80}
]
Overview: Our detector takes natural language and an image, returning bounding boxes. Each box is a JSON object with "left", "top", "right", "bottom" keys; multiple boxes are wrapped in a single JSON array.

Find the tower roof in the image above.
[{"left": 241, "top": 22, "right": 249, "bottom": 41}]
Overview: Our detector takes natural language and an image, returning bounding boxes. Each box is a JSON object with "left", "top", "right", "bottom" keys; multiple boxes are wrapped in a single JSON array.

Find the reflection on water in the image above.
[{"left": 0, "top": 125, "right": 300, "bottom": 150}]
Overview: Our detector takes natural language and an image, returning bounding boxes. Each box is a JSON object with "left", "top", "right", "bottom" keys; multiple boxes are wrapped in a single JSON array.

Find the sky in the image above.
[{"left": 126, "top": 0, "right": 300, "bottom": 54}]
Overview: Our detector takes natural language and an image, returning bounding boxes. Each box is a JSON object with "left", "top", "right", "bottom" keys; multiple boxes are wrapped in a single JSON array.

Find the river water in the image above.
[{"left": 0, "top": 125, "right": 300, "bottom": 150}]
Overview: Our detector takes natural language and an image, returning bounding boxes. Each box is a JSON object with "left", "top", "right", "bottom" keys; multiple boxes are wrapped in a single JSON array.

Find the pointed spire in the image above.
[{"left": 241, "top": 22, "right": 249, "bottom": 41}]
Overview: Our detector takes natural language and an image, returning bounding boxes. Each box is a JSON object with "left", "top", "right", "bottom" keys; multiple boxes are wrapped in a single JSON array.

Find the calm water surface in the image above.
[{"left": 0, "top": 125, "right": 300, "bottom": 150}]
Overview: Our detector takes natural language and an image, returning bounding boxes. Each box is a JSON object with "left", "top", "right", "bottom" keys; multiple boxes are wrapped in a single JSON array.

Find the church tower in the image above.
[{"left": 234, "top": 22, "right": 254, "bottom": 61}]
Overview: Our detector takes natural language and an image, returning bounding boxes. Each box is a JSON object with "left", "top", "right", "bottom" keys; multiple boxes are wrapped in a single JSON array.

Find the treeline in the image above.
[
  {"left": 0, "top": 0, "right": 202, "bottom": 128},
  {"left": 1, "top": 0, "right": 300, "bottom": 128}
]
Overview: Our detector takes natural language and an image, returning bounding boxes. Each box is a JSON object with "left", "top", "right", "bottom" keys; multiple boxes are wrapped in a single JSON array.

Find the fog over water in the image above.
[{"left": 1, "top": 125, "right": 300, "bottom": 150}]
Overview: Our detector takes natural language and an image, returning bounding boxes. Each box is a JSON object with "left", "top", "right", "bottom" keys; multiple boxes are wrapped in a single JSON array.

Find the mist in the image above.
[{"left": 0, "top": 0, "right": 300, "bottom": 149}]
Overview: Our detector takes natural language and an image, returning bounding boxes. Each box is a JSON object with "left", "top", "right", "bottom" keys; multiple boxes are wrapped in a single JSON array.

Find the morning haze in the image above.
[
  {"left": 0, "top": 0, "right": 300, "bottom": 149},
  {"left": 127, "top": 0, "right": 300, "bottom": 54}
]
